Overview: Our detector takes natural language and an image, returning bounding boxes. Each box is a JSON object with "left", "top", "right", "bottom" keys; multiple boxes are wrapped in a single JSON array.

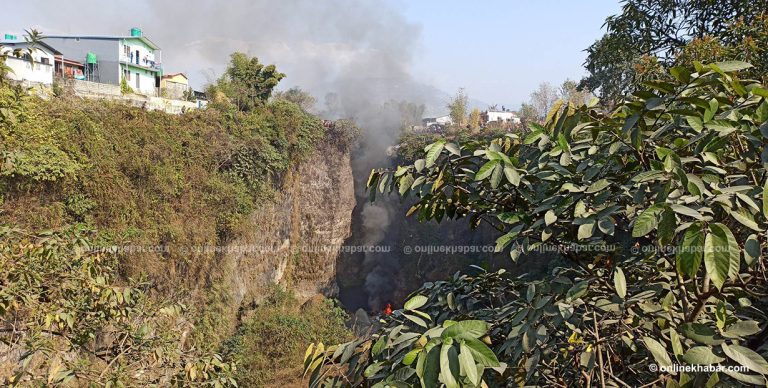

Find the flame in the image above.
[{"left": 383, "top": 303, "right": 392, "bottom": 315}]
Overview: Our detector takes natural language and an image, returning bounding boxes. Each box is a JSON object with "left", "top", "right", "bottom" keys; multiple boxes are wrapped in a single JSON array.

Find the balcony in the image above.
[{"left": 119, "top": 55, "right": 162, "bottom": 72}]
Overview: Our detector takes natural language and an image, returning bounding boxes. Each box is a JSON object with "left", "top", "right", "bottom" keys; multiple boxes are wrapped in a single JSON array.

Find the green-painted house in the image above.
[{"left": 46, "top": 28, "right": 162, "bottom": 95}]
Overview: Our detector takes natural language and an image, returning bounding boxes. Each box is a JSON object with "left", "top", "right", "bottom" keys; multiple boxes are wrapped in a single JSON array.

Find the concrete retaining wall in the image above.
[{"left": 60, "top": 79, "right": 199, "bottom": 115}]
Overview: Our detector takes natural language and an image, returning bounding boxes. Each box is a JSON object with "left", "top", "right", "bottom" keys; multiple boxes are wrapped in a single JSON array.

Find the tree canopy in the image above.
[
  {"left": 211, "top": 52, "right": 286, "bottom": 112},
  {"left": 582, "top": 0, "right": 768, "bottom": 104},
  {"left": 306, "top": 61, "right": 768, "bottom": 386}
]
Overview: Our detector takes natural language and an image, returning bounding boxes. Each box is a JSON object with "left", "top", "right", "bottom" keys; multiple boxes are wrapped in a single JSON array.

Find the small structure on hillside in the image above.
[
  {"left": 0, "top": 37, "right": 59, "bottom": 85},
  {"left": 422, "top": 114, "right": 452, "bottom": 132},
  {"left": 160, "top": 72, "right": 189, "bottom": 100},
  {"left": 54, "top": 55, "right": 85, "bottom": 80},
  {"left": 481, "top": 108, "right": 520, "bottom": 126}
]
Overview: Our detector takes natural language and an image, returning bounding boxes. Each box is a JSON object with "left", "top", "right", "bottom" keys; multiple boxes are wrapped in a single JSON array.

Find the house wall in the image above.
[
  {"left": 119, "top": 38, "right": 158, "bottom": 68},
  {"left": 162, "top": 74, "right": 188, "bottom": 85},
  {"left": 160, "top": 80, "right": 188, "bottom": 100},
  {"left": 485, "top": 111, "right": 520, "bottom": 124},
  {"left": 44, "top": 37, "right": 121, "bottom": 85},
  {"left": 1, "top": 46, "right": 56, "bottom": 85},
  {"left": 435, "top": 115, "right": 453, "bottom": 125},
  {"left": 121, "top": 64, "right": 159, "bottom": 96},
  {"left": 4, "top": 57, "right": 54, "bottom": 84},
  {"left": 118, "top": 38, "right": 161, "bottom": 96}
]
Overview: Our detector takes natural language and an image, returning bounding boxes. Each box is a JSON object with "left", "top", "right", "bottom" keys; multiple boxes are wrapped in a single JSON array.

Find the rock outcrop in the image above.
[{"left": 225, "top": 139, "right": 356, "bottom": 308}]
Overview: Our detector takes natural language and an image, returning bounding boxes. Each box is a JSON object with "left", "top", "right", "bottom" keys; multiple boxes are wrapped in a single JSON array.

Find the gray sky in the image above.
[{"left": 5, "top": 0, "right": 620, "bottom": 109}]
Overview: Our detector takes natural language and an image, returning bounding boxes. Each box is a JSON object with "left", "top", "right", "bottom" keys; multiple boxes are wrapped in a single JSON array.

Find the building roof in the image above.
[
  {"left": 162, "top": 72, "right": 188, "bottom": 80},
  {"left": 0, "top": 40, "right": 62, "bottom": 55},
  {"left": 46, "top": 35, "right": 161, "bottom": 50}
]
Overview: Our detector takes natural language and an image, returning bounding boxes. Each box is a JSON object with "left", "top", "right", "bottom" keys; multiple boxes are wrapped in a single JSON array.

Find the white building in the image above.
[
  {"left": 483, "top": 110, "right": 520, "bottom": 125},
  {"left": 1, "top": 40, "right": 58, "bottom": 85},
  {"left": 423, "top": 115, "right": 453, "bottom": 126}
]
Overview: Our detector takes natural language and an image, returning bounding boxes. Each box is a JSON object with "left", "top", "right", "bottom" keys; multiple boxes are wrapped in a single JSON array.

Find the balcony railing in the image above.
[{"left": 119, "top": 56, "right": 162, "bottom": 71}]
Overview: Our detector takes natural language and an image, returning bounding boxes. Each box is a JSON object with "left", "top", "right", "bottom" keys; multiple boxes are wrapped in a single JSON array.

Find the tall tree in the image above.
[
  {"left": 529, "top": 82, "right": 558, "bottom": 120},
  {"left": 215, "top": 52, "right": 285, "bottom": 112},
  {"left": 468, "top": 108, "right": 482, "bottom": 132},
  {"left": 398, "top": 101, "right": 426, "bottom": 128},
  {"left": 582, "top": 0, "right": 768, "bottom": 103},
  {"left": 447, "top": 88, "right": 468, "bottom": 127},
  {"left": 273, "top": 87, "right": 316, "bottom": 112},
  {"left": 517, "top": 103, "right": 539, "bottom": 126},
  {"left": 559, "top": 79, "right": 593, "bottom": 106}
]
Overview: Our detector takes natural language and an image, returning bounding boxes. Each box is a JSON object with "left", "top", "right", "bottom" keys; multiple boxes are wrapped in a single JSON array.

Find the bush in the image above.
[
  {"left": 0, "top": 226, "right": 236, "bottom": 386},
  {"left": 307, "top": 62, "right": 768, "bottom": 386},
  {"left": 223, "top": 287, "right": 351, "bottom": 387}
]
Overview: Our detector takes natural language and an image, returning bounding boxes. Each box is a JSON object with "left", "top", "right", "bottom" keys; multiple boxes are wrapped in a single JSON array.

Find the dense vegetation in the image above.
[
  {"left": 224, "top": 287, "right": 351, "bottom": 387},
  {"left": 306, "top": 62, "right": 768, "bottom": 386},
  {"left": 583, "top": 2, "right": 768, "bottom": 104},
  {"left": 0, "top": 51, "right": 353, "bottom": 385}
]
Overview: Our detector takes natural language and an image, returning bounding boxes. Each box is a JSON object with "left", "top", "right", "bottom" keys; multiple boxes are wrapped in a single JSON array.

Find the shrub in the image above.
[
  {"left": 223, "top": 287, "right": 351, "bottom": 387},
  {"left": 307, "top": 62, "right": 768, "bottom": 386},
  {"left": 0, "top": 226, "right": 236, "bottom": 386}
]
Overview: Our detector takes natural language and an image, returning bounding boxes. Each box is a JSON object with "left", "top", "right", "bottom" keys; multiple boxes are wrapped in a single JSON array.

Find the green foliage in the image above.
[
  {"left": 224, "top": 287, "right": 351, "bottom": 387},
  {"left": 212, "top": 52, "right": 286, "bottom": 112},
  {"left": 0, "top": 78, "right": 334, "bottom": 385},
  {"left": 0, "top": 226, "right": 236, "bottom": 386},
  {"left": 274, "top": 87, "right": 317, "bottom": 112},
  {"left": 583, "top": 1, "right": 768, "bottom": 104},
  {"left": 304, "top": 287, "right": 503, "bottom": 387},
  {"left": 313, "top": 63, "right": 768, "bottom": 386},
  {"left": 447, "top": 88, "right": 468, "bottom": 128},
  {"left": 120, "top": 77, "right": 133, "bottom": 95}
]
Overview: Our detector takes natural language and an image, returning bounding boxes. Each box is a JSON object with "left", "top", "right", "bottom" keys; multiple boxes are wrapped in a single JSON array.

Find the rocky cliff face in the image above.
[{"left": 224, "top": 140, "right": 356, "bottom": 309}]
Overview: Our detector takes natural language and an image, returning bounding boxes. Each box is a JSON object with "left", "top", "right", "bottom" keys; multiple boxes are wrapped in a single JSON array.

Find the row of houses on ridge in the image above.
[
  {"left": 1, "top": 28, "right": 201, "bottom": 105},
  {"left": 421, "top": 108, "right": 521, "bottom": 131}
]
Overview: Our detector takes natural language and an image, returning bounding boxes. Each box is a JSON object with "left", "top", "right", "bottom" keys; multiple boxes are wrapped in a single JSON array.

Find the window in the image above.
[
  {"left": 135, "top": 72, "right": 140, "bottom": 89},
  {"left": 124, "top": 69, "right": 131, "bottom": 81},
  {"left": 41, "top": 57, "right": 50, "bottom": 65}
]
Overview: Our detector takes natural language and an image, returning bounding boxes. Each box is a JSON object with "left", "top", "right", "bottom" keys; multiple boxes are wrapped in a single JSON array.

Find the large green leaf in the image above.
[
  {"left": 566, "top": 280, "right": 589, "bottom": 301},
  {"left": 463, "top": 338, "right": 500, "bottom": 367},
  {"left": 442, "top": 320, "right": 488, "bottom": 340},
  {"left": 475, "top": 160, "right": 499, "bottom": 181},
  {"left": 632, "top": 204, "right": 665, "bottom": 237},
  {"left": 722, "top": 320, "right": 761, "bottom": 339},
  {"left": 682, "top": 346, "right": 725, "bottom": 365},
  {"left": 642, "top": 337, "right": 673, "bottom": 367},
  {"left": 721, "top": 343, "right": 768, "bottom": 375},
  {"left": 712, "top": 61, "right": 753, "bottom": 72},
  {"left": 676, "top": 223, "right": 704, "bottom": 278},
  {"left": 704, "top": 223, "right": 739, "bottom": 290},
  {"left": 763, "top": 180, "right": 768, "bottom": 218},
  {"left": 613, "top": 267, "right": 626, "bottom": 299},
  {"left": 459, "top": 342, "right": 480, "bottom": 386},
  {"left": 439, "top": 342, "right": 460, "bottom": 388},
  {"left": 404, "top": 295, "right": 428, "bottom": 311},
  {"left": 425, "top": 141, "right": 445, "bottom": 168},
  {"left": 679, "top": 323, "right": 723, "bottom": 346}
]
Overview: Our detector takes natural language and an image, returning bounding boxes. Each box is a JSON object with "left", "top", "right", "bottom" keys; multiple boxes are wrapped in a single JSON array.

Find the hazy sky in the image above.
[
  {"left": 402, "top": 1, "right": 621, "bottom": 106},
  {"left": 5, "top": 0, "right": 621, "bottom": 109}
]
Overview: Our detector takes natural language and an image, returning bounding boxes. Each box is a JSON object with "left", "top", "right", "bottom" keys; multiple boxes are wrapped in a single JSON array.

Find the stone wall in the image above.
[
  {"left": 61, "top": 79, "right": 198, "bottom": 115},
  {"left": 161, "top": 82, "right": 188, "bottom": 100}
]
